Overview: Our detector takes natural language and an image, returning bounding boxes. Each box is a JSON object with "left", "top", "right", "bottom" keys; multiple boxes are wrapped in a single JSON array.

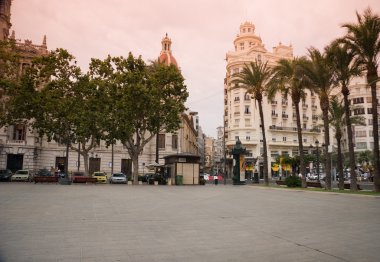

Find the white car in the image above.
[
  {"left": 109, "top": 173, "right": 127, "bottom": 184},
  {"left": 11, "top": 170, "right": 31, "bottom": 182}
]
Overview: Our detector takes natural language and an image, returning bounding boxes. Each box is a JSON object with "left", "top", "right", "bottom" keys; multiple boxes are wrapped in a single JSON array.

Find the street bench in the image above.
[
  {"left": 72, "top": 177, "right": 97, "bottom": 183},
  {"left": 34, "top": 176, "right": 59, "bottom": 183},
  {"left": 343, "top": 183, "right": 362, "bottom": 190},
  {"left": 275, "top": 180, "right": 286, "bottom": 185},
  {"left": 306, "top": 181, "right": 322, "bottom": 188}
]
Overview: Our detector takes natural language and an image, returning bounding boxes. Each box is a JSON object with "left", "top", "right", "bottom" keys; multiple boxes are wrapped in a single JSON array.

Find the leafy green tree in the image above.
[
  {"left": 232, "top": 61, "right": 273, "bottom": 186},
  {"left": 326, "top": 41, "right": 363, "bottom": 191},
  {"left": 4, "top": 48, "right": 90, "bottom": 178},
  {"left": 0, "top": 39, "right": 20, "bottom": 92},
  {"left": 302, "top": 48, "right": 336, "bottom": 190},
  {"left": 341, "top": 7, "right": 380, "bottom": 192},
  {"left": 90, "top": 53, "right": 188, "bottom": 184},
  {"left": 269, "top": 57, "right": 310, "bottom": 187}
]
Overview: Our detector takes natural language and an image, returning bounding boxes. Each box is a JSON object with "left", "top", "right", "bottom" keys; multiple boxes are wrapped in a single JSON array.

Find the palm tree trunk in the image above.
[
  {"left": 336, "top": 133, "right": 344, "bottom": 190},
  {"left": 342, "top": 84, "right": 357, "bottom": 192},
  {"left": 295, "top": 101, "right": 306, "bottom": 188},
  {"left": 368, "top": 71, "right": 380, "bottom": 192},
  {"left": 258, "top": 99, "right": 269, "bottom": 186},
  {"left": 322, "top": 108, "right": 332, "bottom": 190}
]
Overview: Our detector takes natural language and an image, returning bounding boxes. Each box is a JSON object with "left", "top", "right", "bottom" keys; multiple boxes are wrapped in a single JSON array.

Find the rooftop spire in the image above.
[{"left": 42, "top": 35, "right": 47, "bottom": 46}]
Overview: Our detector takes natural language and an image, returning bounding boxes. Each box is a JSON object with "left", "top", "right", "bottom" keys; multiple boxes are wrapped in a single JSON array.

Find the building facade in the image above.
[{"left": 224, "top": 22, "right": 323, "bottom": 178}]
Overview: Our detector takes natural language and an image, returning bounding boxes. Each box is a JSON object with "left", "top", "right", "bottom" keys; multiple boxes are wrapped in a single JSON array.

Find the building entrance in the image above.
[{"left": 7, "top": 154, "right": 23, "bottom": 172}]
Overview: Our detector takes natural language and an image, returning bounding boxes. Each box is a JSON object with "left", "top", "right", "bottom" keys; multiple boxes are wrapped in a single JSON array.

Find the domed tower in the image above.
[
  {"left": 0, "top": 0, "right": 12, "bottom": 40},
  {"left": 233, "top": 21, "right": 265, "bottom": 52},
  {"left": 159, "top": 33, "right": 178, "bottom": 68}
]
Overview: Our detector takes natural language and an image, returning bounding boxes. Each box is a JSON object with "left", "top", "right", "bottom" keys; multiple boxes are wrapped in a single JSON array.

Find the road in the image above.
[{"left": 0, "top": 183, "right": 379, "bottom": 262}]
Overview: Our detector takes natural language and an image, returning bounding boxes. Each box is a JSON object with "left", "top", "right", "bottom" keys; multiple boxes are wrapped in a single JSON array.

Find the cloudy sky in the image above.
[{"left": 10, "top": 0, "right": 379, "bottom": 137}]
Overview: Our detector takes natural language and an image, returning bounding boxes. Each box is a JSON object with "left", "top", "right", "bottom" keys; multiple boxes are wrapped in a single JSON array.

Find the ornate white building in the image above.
[{"left": 224, "top": 22, "right": 323, "bottom": 178}]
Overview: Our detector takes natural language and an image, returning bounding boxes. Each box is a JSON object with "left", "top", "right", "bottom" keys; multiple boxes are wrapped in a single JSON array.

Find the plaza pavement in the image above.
[{"left": 0, "top": 183, "right": 379, "bottom": 262}]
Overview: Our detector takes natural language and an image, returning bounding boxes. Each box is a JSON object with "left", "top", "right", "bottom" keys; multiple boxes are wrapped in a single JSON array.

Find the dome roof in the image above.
[
  {"left": 159, "top": 33, "right": 178, "bottom": 68},
  {"left": 159, "top": 52, "right": 178, "bottom": 67}
]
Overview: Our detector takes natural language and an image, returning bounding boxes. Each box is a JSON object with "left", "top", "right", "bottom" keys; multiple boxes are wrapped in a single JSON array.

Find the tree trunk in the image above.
[
  {"left": 258, "top": 99, "right": 269, "bottom": 186},
  {"left": 82, "top": 152, "right": 89, "bottom": 175},
  {"left": 65, "top": 141, "right": 70, "bottom": 179},
  {"left": 322, "top": 107, "right": 332, "bottom": 190},
  {"left": 342, "top": 83, "right": 357, "bottom": 192},
  {"left": 295, "top": 100, "right": 306, "bottom": 188},
  {"left": 336, "top": 133, "right": 344, "bottom": 190},
  {"left": 132, "top": 154, "right": 139, "bottom": 185},
  {"left": 368, "top": 71, "right": 380, "bottom": 192}
]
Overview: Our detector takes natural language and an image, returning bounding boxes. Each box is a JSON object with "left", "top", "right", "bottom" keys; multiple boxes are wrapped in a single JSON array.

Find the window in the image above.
[
  {"left": 271, "top": 151, "right": 279, "bottom": 158},
  {"left": 244, "top": 94, "right": 251, "bottom": 101},
  {"left": 282, "top": 151, "right": 289, "bottom": 156},
  {"left": 235, "top": 136, "right": 239, "bottom": 141},
  {"left": 234, "top": 96, "right": 240, "bottom": 102},
  {"left": 244, "top": 106, "right": 250, "bottom": 114},
  {"left": 353, "top": 108, "right": 365, "bottom": 115},
  {"left": 12, "top": 124, "right": 26, "bottom": 140},
  {"left": 283, "top": 137, "right": 287, "bottom": 141},
  {"left": 257, "top": 54, "right": 261, "bottom": 62},
  {"left": 356, "top": 142, "right": 367, "bottom": 149},
  {"left": 355, "top": 130, "right": 367, "bottom": 137},
  {"left": 353, "top": 97, "right": 364, "bottom": 104},
  {"left": 158, "top": 134, "right": 165, "bottom": 149},
  {"left": 246, "top": 136, "right": 250, "bottom": 141},
  {"left": 172, "top": 134, "right": 178, "bottom": 149},
  {"left": 368, "top": 119, "right": 373, "bottom": 125},
  {"left": 245, "top": 119, "right": 251, "bottom": 126},
  {"left": 240, "top": 42, "right": 244, "bottom": 50},
  {"left": 367, "top": 108, "right": 373, "bottom": 114}
]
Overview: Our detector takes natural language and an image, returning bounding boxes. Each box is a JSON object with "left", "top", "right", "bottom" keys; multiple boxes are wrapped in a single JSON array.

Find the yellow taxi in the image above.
[{"left": 92, "top": 171, "right": 107, "bottom": 183}]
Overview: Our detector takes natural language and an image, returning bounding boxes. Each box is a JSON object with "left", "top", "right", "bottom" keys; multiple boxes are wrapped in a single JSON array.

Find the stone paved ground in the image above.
[{"left": 0, "top": 183, "right": 379, "bottom": 262}]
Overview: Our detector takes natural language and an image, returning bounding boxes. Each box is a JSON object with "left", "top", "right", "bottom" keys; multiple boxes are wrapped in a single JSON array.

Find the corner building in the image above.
[{"left": 224, "top": 22, "right": 323, "bottom": 178}]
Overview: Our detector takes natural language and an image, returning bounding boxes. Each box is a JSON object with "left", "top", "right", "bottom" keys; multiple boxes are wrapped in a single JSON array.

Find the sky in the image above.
[{"left": 10, "top": 0, "right": 380, "bottom": 137}]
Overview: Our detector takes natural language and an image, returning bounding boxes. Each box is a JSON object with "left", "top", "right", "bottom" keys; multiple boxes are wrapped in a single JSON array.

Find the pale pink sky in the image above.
[{"left": 10, "top": 0, "right": 380, "bottom": 137}]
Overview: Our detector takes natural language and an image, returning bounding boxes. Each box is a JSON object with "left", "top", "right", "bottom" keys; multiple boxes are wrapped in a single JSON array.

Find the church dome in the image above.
[{"left": 158, "top": 33, "right": 178, "bottom": 68}]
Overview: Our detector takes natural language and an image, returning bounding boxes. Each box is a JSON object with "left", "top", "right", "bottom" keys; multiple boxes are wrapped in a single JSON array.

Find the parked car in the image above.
[
  {"left": 11, "top": 170, "right": 31, "bottom": 182},
  {"left": 109, "top": 173, "right": 127, "bottom": 184},
  {"left": 0, "top": 169, "right": 13, "bottom": 181},
  {"left": 92, "top": 171, "right": 107, "bottom": 183},
  {"left": 72, "top": 172, "right": 85, "bottom": 183}
]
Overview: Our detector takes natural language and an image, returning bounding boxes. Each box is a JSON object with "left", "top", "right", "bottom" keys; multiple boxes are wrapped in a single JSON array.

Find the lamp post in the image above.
[{"left": 315, "top": 140, "right": 320, "bottom": 182}]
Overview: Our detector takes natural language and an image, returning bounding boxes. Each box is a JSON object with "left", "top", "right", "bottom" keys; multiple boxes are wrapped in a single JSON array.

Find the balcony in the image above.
[
  {"left": 271, "top": 100, "right": 278, "bottom": 105},
  {"left": 302, "top": 104, "right": 308, "bottom": 109},
  {"left": 312, "top": 105, "right": 318, "bottom": 110},
  {"left": 269, "top": 125, "right": 321, "bottom": 133},
  {"left": 271, "top": 113, "right": 278, "bottom": 118},
  {"left": 312, "top": 115, "right": 318, "bottom": 122},
  {"left": 303, "top": 115, "right": 309, "bottom": 121},
  {"left": 281, "top": 100, "right": 288, "bottom": 106},
  {"left": 234, "top": 112, "right": 240, "bottom": 116},
  {"left": 282, "top": 114, "right": 289, "bottom": 119},
  {"left": 7, "top": 139, "right": 27, "bottom": 145}
]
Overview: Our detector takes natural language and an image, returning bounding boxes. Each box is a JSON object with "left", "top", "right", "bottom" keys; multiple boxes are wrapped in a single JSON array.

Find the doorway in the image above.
[
  {"left": 121, "top": 159, "right": 132, "bottom": 179},
  {"left": 55, "top": 157, "right": 66, "bottom": 173},
  {"left": 7, "top": 154, "right": 24, "bottom": 173},
  {"left": 89, "top": 157, "right": 101, "bottom": 175}
]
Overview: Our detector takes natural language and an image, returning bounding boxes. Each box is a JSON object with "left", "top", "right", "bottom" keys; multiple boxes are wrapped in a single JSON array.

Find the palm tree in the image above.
[
  {"left": 269, "top": 57, "right": 310, "bottom": 188},
  {"left": 327, "top": 96, "right": 365, "bottom": 190},
  {"left": 325, "top": 41, "right": 363, "bottom": 191},
  {"left": 342, "top": 7, "right": 380, "bottom": 192},
  {"left": 232, "top": 60, "right": 273, "bottom": 185},
  {"left": 302, "top": 48, "right": 336, "bottom": 190}
]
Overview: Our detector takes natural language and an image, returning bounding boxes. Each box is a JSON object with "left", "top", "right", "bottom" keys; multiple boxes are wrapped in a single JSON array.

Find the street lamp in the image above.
[
  {"left": 309, "top": 140, "right": 320, "bottom": 181},
  {"left": 315, "top": 140, "right": 320, "bottom": 182}
]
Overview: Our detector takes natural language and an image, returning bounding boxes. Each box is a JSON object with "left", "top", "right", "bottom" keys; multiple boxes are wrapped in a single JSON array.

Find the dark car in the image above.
[{"left": 0, "top": 169, "right": 13, "bottom": 181}]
